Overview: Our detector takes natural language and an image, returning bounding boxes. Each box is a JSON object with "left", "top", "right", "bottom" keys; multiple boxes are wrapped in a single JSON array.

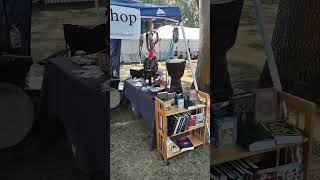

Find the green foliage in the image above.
[{"left": 138, "top": 0, "right": 199, "bottom": 27}]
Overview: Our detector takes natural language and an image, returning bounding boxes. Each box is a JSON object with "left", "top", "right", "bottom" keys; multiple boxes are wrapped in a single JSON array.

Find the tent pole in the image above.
[
  {"left": 180, "top": 21, "right": 210, "bottom": 138},
  {"left": 95, "top": 0, "right": 103, "bottom": 24},
  {"left": 179, "top": 21, "right": 198, "bottom": 90}
]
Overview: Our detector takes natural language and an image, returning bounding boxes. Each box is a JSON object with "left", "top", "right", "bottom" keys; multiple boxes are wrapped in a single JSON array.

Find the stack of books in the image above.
[
  {"left": 211, "top": 159, "right": 304, "bottom": 180},
  {"left": 211, "top": 159, "right": 259, "bottom": 180},
  {"left": 167, "top": 113, "right": 205, "bottom": 136},
  {"left": 238, "top": 120, "right": 303, "bottom": 152}
]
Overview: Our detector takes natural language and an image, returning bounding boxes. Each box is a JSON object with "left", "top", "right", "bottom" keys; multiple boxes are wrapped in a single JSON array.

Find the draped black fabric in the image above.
[
  {"left": 5, "top": 0, "right": 32, "bottom": 55},
  {"left": 41, "top": 58, "right": 109, "bottom": 175},
  {"left": 0, "top": 0, "right": 9, "bottom": 51},
  {"left": 63, "top": 24, "right": 107, "bottom": 56},
  {"left": 110, "top": 39, "right": 121, "bottom": 78}
]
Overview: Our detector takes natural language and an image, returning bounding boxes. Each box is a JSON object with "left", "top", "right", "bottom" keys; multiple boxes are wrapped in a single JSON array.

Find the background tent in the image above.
[
  {"left": 110, "top": 0, "right": 181, "bottom": 21},
  {"left": 110, "top": 0, "right": 182, "bottom": 78},
  {"left": 120, "top": 25, "right": 199, "bottom": 64}
]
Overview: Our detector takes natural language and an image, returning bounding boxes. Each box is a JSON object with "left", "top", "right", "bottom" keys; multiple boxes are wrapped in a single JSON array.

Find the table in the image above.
[
  {"left": 123, "top": 80, "right": 156, "bottom": 149},
  {"left": 41, "top": 58, "right": 109, "bottom": 175}
]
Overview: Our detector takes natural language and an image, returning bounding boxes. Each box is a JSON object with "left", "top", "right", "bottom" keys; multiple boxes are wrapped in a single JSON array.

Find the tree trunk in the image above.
[
  {"left": 195, "top": 0, "right": 210, "bottom": 93},
  {"left": 259, "top": 0, "right": 320, "bottom": 103}
]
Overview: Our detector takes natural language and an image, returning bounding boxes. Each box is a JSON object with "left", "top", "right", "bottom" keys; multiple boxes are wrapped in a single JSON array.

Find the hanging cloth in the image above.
[{"left": 166, "top": 27, "right": 179, "bottom": 60}]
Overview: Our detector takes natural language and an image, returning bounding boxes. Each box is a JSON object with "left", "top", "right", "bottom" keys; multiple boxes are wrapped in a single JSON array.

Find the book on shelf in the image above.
[
  {"left": 256, "top": 167, "right": 277, "bottom": 180},
  {"left": 177, "top": 136, "right": 193, "bottom": 151},
  {"left": 237, "top": 122, "right": 275, "bottom": 152},
  {"left": 214, "top": 116, "right": 238, "bottom": 149},
  {"left": 211, "top": 159, "right": 261, "bottom": 180},
  {"left": 213, "top": 166, "right": 228, "bottom": 180},
  {"left": 252, "top": 88, "right": 278, "bottom": 124},
  {"left": 260, "top": 120, "right": 303, "bottom": 145},
  {"left": 168, "top": 113, "right": 203, "bottom": 136},
  {"left": 166, "top": 137, "right": 180, "bottom": 157}
]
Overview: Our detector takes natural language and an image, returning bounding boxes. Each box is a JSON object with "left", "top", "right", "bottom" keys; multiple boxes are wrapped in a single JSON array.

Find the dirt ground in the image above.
[{"left": 0, "top": 0, "right": 281, "bottom": 180}]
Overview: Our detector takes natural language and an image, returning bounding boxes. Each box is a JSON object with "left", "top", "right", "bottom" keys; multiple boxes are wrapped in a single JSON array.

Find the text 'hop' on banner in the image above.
[{"left": 110, "top": 5, "right": 141, "bottom": 40}]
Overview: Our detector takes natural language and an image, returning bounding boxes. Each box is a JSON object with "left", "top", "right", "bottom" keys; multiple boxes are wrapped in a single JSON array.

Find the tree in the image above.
[
  {"left": 259, "top": 0, "right": 320, "bottom": 103},
  {"left": 195, "top": 0, "right": 210, "bottom": 92}
]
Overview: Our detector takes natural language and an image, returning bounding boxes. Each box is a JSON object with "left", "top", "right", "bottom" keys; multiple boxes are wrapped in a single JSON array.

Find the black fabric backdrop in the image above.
[
  {"left": 5, "top": 0, "right": 32, "bottom": 55},
  {"left": 110, "top": 39, "right": 121, "bottom": 78}
]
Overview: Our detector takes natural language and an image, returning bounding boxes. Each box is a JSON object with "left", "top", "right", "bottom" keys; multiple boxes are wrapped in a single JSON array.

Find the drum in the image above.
[
  {"left": 211, "top": 0, "right": 244, "bottom": 102},
  {"left": 166, "top": 59, "right": 186, "bottom": 94},
  {"left": 0, "top": 82, "right": 33, "bottom": 149},
  {"left": 110, "top": 88, "right": 121, "bottom": 109}
]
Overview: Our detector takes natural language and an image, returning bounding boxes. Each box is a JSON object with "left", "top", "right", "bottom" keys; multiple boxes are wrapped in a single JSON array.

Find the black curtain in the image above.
[
  {"left": 110, "top": 39, "right": 121, "bottom": 78},
  {"left": 5, "top": 0, "right": 32, "bottom": 55}
]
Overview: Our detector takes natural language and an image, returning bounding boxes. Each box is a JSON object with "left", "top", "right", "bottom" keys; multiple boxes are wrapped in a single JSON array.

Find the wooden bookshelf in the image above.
[
  {"left": 211, "top": 90, "right": 317, "bottom": 180},
  {"left": 155, "top": 90, "right": 209, "bottom": 164}
]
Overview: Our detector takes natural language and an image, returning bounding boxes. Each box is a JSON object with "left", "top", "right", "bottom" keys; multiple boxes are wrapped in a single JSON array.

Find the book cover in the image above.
[
  {"left": 252, "top": 88, "right": 278, "bottom": 123},
  {"left": 177, "top": 115, "right": 185, "bottom": 133},
  {"left": 276, "top": 162, "right": 303, "bottom": 180},
  {"left": 256, "top": 167, "right": 277, "bottom": 180},
  {"left": 260, "top": 120, "right": 303, "bottom": 144},
  {"left": 214, "top": 116, "right": 237, "bottom": 148},
  {"left": 177, "top": 136, "right": 193, "bottom": 149}
]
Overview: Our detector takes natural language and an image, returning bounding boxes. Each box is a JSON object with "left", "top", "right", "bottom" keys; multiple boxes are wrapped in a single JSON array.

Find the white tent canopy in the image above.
[
  {"left": 156, "top": 25, "right": 199, "bottom": 40},
  {"left": 120, "top": 25, "right": 199, "bottom": 64}
]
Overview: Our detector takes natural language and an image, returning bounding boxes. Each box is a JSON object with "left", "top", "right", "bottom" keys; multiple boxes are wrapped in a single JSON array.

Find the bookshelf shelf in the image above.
[
  {"left": 155, "top": 90, "right": 209, "bottom": 164},
  {"left": 211, "top": 137, "right": 308, "bottom": 165},
  {"left": 169, "top": 134, "right": 203, "bottom": 159},
  {"left": 166, "top": 106, "right": 207, "bottom": 116},
  {"left": 170, "top": 124, "right": 205, "bottom": 137},
  {"left": 211, "top": 90, "right": 317, "bottom": 180}
]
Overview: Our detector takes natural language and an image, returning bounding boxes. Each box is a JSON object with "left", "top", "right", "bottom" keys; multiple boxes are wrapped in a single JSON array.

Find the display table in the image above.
[
  {"left": 41, "top": 58, "right": 109, "bottom": 175},
  {"left": 123, "top": 80, "right": 156, "bottom": 149}
]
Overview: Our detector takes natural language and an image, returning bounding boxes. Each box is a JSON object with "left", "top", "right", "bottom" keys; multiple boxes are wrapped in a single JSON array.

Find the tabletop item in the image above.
[
  {"left": 214, "top": 116, "right": 238, "bottom": 149},
  {"left": 166, "top": 59, "right": 186, "bottom": 94},
  {"left": 190, "top": 89, "right": 197, "bottom": 101},
  {"left": 177, "top": 98, "right": 184, "bottom": 109}
]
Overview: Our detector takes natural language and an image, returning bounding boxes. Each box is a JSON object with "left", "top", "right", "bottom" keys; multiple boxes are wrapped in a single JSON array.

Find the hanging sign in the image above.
[{"left": 110, "top": 5, "right": 141, "bottom": 39}]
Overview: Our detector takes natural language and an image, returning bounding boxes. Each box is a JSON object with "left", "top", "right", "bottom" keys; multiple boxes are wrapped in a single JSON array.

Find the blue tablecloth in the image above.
[
  {"left": 42, "top": 58, "right": 109, "bottom": 175},
  {"left": 123, "top": 80, "right": 156, "bottom": 149}
]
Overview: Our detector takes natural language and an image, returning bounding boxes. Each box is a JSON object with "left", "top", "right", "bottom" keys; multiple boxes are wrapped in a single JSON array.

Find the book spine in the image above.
[{"left": 174, "top": 116, "right": 180, "bottom": 134}]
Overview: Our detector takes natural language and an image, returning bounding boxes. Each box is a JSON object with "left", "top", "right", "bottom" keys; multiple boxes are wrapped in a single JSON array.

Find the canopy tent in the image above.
[
  {"left": 110, "top": 0, "right": 182, "bottom": 22},
  {"left": 110, "top": 0, "right": 198, "bottom": 90}
]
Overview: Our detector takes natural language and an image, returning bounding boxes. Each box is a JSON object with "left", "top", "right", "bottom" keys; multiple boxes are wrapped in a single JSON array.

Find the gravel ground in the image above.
[{"left": 110, "top": 105, "right": 210, "bottom": 180}]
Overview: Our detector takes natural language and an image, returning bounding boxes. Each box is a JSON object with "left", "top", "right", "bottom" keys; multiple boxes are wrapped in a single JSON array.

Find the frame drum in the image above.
[
  {"left": 0, "top": 83, "right": 33, "bottom": 149},
  {"left": 110, "top": 88, "right": 121, "bottom": 109}
]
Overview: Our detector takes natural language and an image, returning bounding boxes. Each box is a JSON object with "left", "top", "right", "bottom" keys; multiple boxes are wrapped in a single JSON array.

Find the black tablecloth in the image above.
[
  {"left": 42, "top": 58, "right": 109, "bottom": 175},
  {"left": 123, "top": 80, "right": 156, "bottom": 150}
]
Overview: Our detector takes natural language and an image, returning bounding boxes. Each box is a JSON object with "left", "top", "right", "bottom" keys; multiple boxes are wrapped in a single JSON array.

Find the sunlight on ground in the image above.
[{"left": 111, "top": 121, "right": 136, "bottom": 128}]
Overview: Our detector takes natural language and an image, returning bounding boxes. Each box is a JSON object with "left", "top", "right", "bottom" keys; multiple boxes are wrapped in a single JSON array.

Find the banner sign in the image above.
[{"left": 110, "top": 5, "right": 141, "bottom": 40}]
